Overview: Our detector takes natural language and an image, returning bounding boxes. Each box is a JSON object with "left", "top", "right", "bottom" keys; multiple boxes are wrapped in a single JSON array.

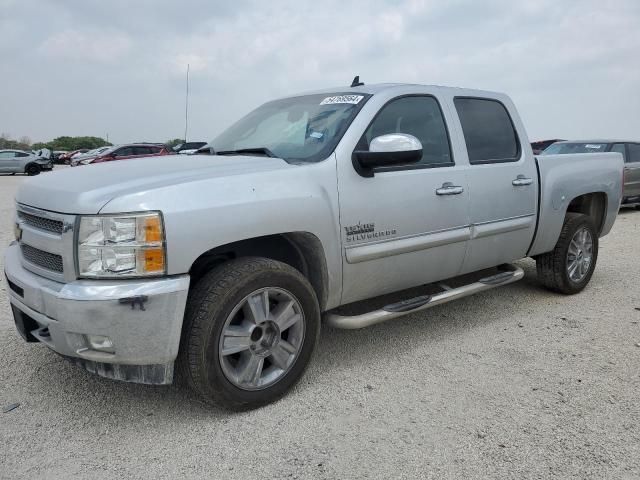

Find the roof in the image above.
[{"left": 282, "top": 82, "right": 505, "bottom": 100}]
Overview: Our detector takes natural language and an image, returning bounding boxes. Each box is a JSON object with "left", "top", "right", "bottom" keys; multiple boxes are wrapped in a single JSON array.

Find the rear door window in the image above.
[
  {"left": 610, "top": 144, "right": 627, "bottom": 162},
  {"left": 628, "top": 143, "right": 640, "bottom": 163},
  {"left": 454, "top": 98, "right": 520, "bottom": 164}
]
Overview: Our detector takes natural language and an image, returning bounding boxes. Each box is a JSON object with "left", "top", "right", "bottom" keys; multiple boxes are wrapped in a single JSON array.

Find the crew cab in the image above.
[{"left": 4, "top": 83, "right": 624, "bottom": 409}]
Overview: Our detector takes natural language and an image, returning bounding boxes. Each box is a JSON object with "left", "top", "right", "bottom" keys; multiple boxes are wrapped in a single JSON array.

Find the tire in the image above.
[
  {"left": 536, "top": 212, "right": 598, "bottom": 294},
  {"left": 25, "top": 164, "right": 40, "bottom": 176},
  {"left": 179, "top": 257, "right": 320, "bottom": 410}
]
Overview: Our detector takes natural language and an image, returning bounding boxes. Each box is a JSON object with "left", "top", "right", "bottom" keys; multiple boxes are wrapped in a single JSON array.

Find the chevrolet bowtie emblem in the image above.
[{"left": 14, "top": 223, "right": 22, "bottom": 241}]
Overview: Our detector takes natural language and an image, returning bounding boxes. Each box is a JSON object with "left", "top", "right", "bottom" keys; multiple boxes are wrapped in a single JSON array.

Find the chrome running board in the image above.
[{"left": 325, "top": 264, "right": 524, "bottom": 330}]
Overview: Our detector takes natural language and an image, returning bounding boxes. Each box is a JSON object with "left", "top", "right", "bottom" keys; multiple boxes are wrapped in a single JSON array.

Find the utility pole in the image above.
[{"left": 184, "top": 63, "right": 190, "bottom": 142}]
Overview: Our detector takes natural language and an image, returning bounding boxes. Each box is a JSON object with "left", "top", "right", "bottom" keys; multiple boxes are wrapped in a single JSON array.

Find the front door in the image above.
[
  {"left": 0, "top": 151, "right": 17, "bottom": 172},
  {"left": 336, "top": 95, "right": 470, "bottom": 304},
  {"left": 451, "top": 97, "right": 538, "bottom": 273}
]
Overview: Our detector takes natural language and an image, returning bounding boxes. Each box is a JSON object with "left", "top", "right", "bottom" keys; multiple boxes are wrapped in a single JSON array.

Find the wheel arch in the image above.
[
  {"left": 24, "top": 162, "right": 40, "bottom": 174},
  {"left": 565, "top": 192, "right": 607, "bottom": 235},
  {"left": 188, "top": 232, "right": 330, "bottom": 310},
  {"left": 529, "top": 190, "right": 610, "bottom": 257}
]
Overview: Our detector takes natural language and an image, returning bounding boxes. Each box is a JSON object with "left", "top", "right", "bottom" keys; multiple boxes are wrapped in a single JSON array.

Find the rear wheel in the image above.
[
  {"left": 179, "top": 257, "right": 320, "bottom": 410},
  {"left": 536, "top": 213, "right": 598, "bottom": 294},
  {"left": 25, "top": 164, "right": 40, "bottom": 176}
]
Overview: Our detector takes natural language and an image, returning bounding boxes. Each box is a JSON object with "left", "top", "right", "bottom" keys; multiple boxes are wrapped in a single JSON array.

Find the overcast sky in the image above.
[{"left": 1, "top": 0, "right": 639, "bottom": 144}]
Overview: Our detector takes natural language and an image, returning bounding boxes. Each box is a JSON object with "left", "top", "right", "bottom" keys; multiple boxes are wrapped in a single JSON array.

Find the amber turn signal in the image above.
[{"left": 143, "top": 215, "right": 163, "bottom": 243}]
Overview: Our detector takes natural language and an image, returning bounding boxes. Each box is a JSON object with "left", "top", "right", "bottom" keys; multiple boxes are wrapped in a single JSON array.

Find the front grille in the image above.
[
  {"left": 18, "top": 211, "right": 64, "bottom": 234},
  {"left": 20, "top": 244, "right": 64, "bottom": 273}
]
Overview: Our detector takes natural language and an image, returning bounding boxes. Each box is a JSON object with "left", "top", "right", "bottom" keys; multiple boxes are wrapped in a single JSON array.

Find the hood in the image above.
[{"left": 16, "top": 154, "right": 293, "bottom": 214}]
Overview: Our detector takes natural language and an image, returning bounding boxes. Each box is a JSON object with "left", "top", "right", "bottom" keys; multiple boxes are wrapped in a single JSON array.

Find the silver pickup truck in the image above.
[{"left": 4, "top": 83, "right": 624, "bottom": 409}]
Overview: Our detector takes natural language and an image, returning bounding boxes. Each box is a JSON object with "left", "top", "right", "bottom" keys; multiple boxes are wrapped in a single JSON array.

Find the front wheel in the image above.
[
  {"left": 179, "top": 257, "right": 320, "bottom": 410},
  {"left": 536, "top": 213, "right": 598, "bottom": 294},
  {"left": 25, "top": 164, "right": 40, "bottom": 176}
]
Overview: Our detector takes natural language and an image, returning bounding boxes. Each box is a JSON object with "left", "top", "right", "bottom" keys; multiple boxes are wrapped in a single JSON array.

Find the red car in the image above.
[
  {"left": 59, "top": 149, "right": 89, "bottom": 164},
  {"left": 83, "top": 144, "right": 174, "bottom": 165}
]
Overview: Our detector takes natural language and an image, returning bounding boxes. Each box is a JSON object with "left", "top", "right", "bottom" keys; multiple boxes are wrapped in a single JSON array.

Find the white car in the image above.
[
  {"left": 0, "top": 149, "right": 52, "bottom": 175},
  {"left": 174, "top": 141, "right": 207, "bottom": 155},
  {"left": 69, "top": 147, "right": 111, "bottom": 167}
]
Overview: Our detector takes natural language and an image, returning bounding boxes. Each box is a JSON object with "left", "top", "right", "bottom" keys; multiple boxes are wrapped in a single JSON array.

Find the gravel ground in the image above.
[{"left": 1, "top": 171, "right": 639, "bottom": 479}]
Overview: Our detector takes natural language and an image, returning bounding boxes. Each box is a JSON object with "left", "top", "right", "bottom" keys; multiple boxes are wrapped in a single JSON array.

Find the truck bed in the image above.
[{"left": 529, "top": 152, "right": 624, "bottom": 256}]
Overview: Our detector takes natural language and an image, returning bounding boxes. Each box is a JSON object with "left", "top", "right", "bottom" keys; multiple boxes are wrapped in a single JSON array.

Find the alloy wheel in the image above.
[{"left": 218, "top": 287, "right": 305, "bottom": 391}]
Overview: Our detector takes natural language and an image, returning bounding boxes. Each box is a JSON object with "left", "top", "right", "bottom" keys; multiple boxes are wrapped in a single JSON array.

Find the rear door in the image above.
[
  {"left": 15, "top": 152, "right": 32, "bottom": 171},
  {"left": 624, "top": 143, "right": 640, "bottom": 201},
  {"left": 452, "top": 97, "right": 538, "bottom": 273}
]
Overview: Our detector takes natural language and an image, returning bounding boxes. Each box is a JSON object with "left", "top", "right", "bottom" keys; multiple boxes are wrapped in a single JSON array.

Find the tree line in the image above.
[
  {"left": 0, "top": 133, "right": 112, "bottom": 151},
  {"left": 1, "top": 134, "right": 187, "bottom": 152}
]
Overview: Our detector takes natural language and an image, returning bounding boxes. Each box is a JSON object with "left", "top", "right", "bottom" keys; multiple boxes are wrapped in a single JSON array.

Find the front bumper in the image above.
[{"left": 4, "top": 243, "right": 190, "bottom": 384}]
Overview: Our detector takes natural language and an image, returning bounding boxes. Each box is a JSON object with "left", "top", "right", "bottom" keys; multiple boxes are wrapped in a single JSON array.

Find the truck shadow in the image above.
[
  {"left": 314, "top": 259, "right": 545, "bottom": 371},
  {"left": 20, "top": 259, "right": 557, "bottom": 420}
]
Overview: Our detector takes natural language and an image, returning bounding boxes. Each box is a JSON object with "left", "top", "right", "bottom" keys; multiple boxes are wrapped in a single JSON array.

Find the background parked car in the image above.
[
  {"left": 531, "top": 139, "right": 565, "bottom": 154},
  {"left": 59, "top": 149, "right": 89, "bottom": 164},
  {"left": 541, "top": 140, "right": 640, "bottom": 207},
  {"left": 69, "top": 146, "right": 112, "bottom": 166},
  {"left": 52, "top": 151, "right": 69, "bottom": 164},
  {"left": 81, "top": 143, "right": 173, "bottom": 165},
  {"left": 0, "top": 149, "right": 53, "bottom": 175},
  {"left": 173, "top": 141, "right": 207, "bottom": 154}
]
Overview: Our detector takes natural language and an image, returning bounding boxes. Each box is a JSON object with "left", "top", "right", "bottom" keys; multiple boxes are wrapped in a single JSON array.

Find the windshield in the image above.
[
  {"left": 210, "top": 93, "right": 370, "bottom": 163},
  {"left": 541, "top": 142, "right": 609, "bottom": 155}
]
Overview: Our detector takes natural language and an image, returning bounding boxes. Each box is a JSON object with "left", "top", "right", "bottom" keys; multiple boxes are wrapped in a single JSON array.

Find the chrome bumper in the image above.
[{"left": 4, "top": 243, "right": 190, "bottom": 384}]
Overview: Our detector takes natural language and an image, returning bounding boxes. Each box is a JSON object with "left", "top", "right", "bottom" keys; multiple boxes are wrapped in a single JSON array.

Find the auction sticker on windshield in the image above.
[{"left": 320, "top": 95, "right": 364, "bottom": 105}]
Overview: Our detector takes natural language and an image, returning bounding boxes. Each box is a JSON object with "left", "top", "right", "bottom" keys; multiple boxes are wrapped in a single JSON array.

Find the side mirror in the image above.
[{"left": 352, "top": 133, "right": 423, "bottom": 177}]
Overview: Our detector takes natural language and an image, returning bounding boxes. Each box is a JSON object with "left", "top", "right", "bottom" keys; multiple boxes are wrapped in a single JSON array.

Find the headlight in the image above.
[{"left": 76, "top": 212, "right": 166, "bottom": 278}]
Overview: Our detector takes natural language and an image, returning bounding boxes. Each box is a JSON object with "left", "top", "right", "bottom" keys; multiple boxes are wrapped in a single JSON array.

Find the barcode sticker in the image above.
[{"left": 319, "top": 95, "right": 364, "bottom": 105}]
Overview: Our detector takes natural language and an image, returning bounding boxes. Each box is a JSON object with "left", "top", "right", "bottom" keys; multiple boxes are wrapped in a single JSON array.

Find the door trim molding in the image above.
[
  {"left": 344, "top": 214, "right": 535, "bottom": 265},
  {"left": 345, "top": 226, "right": 470, "bottom": 264},
  {"left": 471, "top": 214, "right": 535, "bottom": 239}
]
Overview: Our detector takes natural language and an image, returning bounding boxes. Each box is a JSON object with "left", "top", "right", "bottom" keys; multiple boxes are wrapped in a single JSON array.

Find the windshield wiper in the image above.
[{"left": 216, "top": 147, "right": 277, "bottom": 158}]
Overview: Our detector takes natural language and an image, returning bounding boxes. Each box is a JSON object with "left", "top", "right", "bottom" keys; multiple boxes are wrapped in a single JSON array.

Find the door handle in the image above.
[
  {"left": 436, "top": 182, "right": 464, "bottom": 196},
  {"left": 512, "top": 175, "right": 533, "bottom": 186}
]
